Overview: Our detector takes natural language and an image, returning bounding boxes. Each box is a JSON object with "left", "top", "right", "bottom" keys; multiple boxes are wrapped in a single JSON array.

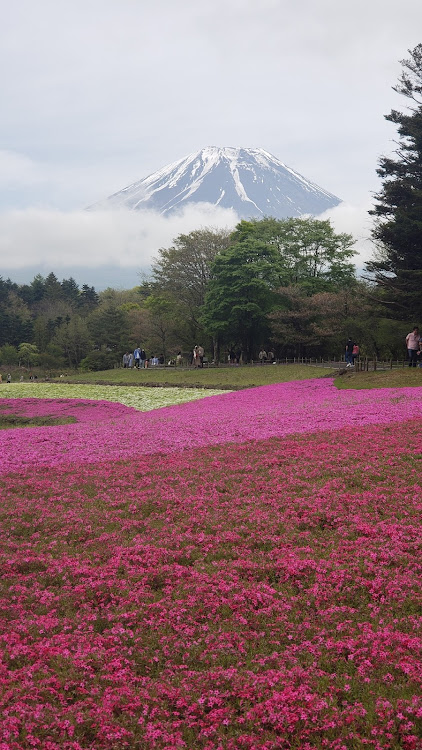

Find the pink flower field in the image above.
[
  {"left": 2, "top": 379, "right": 422, "bottom": 473},
  {"left": 0, "top": 379, "right": 422, "bottom": 749}
]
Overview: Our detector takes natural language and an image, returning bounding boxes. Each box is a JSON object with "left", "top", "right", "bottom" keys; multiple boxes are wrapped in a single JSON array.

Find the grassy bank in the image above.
[
  {"left": 334, "top": 367, "right": 422, "bottom": 390},
  {"left": 59, "top": 364, "right": 331, "bottom": 389},
  {"left": 6, "top": 365, "right": 422, "bottom": 392}
]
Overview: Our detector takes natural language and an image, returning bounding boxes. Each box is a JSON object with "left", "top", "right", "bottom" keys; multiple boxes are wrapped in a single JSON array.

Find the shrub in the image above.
[
  {"left": 79, "top": 350, "right": 117, "bottom": 371},
  {"left": 0, "top": 343, "right": 18, "bottom": 366}
]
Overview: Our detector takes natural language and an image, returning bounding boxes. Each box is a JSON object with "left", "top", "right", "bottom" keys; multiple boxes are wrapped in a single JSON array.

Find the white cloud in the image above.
[
  {"left": 0, "top": 150, "right": 46, "bottom": 188},
  {"left": 0, "top": 197, "right": 378, "bottom": 286},
  {"left": 321, "top": 200, "right": 377, "bottom": 268},
  {"left": 0, "top": 204, "right": 239, "bottom": 271}
]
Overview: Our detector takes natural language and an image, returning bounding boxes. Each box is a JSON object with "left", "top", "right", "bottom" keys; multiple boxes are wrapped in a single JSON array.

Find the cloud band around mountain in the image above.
[{"left": 0, "top": 200, "right": 374, "bottom": 286}]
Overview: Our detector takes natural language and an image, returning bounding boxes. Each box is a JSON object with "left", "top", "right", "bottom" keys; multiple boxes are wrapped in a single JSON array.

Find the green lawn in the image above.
[
  {"left": 334, "top": 367, "right": 422, "bottom": 390},
  {"left": 59, "top": 364, "right": 331, "bottom": 389},
  {"left": 9, "top": 364, "right": 422, "bottom": 392}
]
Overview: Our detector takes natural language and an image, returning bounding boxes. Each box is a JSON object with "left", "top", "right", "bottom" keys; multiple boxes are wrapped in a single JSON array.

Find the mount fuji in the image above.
[{"left": 91, "top": 147, "right": 341, "bottom": 220}]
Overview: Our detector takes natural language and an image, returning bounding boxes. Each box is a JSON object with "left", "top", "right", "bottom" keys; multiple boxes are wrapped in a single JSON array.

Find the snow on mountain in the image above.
[{"left": 90, "top": 147, "right": 341, "bottom": 219}]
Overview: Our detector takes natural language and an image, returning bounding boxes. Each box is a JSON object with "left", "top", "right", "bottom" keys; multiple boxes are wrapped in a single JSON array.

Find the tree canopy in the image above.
[
  {"left": 367, "top": 44, "right": 422, "bottom": 318},
  {"left": 231, "top": 218, "right": 355, "bottom": 292},
  {"left": 151, "top": 228, "right": 232, "bottom": 343},
  {"left": 201, "top": 218, "right": 355, "bottom": 359}
]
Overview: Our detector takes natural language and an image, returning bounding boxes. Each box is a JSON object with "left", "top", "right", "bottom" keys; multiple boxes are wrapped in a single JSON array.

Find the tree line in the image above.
[
  {"left": 0, "top": 216, "right": 412, "bottom": 370},
  {"left": 1, "top": 44, "right": 421, "bottom": 370}
]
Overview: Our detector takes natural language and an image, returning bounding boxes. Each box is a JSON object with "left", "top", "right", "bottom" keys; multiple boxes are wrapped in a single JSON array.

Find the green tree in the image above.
[
  {"left": 367, "top": 44, "right": 422, "bottom": 318},
  {"left": 18, "top": 342, "right": 40, "bottom": 368},
  {"left": 18, "top": 274, "right": 46, "bottom": 306},
  {"left": 52, "top": 317, "right": 93, "bottom": 368},
  {"left": 142, "top": 295, "right": 177, "bottom": 362},
  {"left": 201, "top": 237, "right": 281, "bottom": 360},
  {"left": 38, "top": 343, "right": 66, "bottom": 371},
  {"left": 232, "top": 218, "right": 355, "bottom": 291},
  {"left": 0, "top": 288, "right": 33, "bottom": 346},
  {"left": 44, "top": 272, "right": 63, "bottom": 301},
  {"left": 151, "top": 228, "right": 232, "bottom": 343},
  {"left": 200, "top": 218, "right": 355, "bottom": 360},
  {"left": 0, "top": 344, "right": 18, "bottom": 366},
  {"left": 61, "top": 277, "right": 80, "bottom": 308},
  {"left": 79, "top": 284, "right": 99, "bottom": 311},
  {"left": 270, "top": 283, "right": 373, "bottom": 358},
  {"left": 87, "top": 304, "right": 130, "bottom": 352},
  {"left": 79, "top": 350, "right": 117, "bottom": 371},
  {"left": 0, "top": 277, "right": 18, "bottom": 304}
]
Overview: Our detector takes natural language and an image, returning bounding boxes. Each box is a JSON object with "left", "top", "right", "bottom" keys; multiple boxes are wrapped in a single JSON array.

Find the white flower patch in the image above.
[{"left": 1, "top": 383, "right": 227, "bottom": 411}]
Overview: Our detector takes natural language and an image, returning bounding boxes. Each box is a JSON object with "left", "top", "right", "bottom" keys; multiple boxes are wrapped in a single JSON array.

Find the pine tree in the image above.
[{"left": 367, "top": 44, "right": 422, "bottom": 318}]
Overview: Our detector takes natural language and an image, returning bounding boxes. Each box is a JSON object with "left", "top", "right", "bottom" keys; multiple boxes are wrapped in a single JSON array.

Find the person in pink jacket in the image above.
[{"left": 406, "top": 326, "right": 420, "bottom": 367}]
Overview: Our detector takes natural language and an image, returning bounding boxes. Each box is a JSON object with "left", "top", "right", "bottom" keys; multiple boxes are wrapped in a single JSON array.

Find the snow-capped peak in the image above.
[{"left": 90, "top": 146, "right": 341, "bottom": 219}]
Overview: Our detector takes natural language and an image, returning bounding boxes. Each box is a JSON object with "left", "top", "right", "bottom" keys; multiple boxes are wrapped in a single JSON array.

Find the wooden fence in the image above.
[{"left": 124, "top": 357, "right": 414, "bottom": 371}]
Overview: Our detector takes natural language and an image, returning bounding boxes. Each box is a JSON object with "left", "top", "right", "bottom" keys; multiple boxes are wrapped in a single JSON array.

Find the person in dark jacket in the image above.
[{"left": 345, "top": 338, "right": 354, "bottom": 367}]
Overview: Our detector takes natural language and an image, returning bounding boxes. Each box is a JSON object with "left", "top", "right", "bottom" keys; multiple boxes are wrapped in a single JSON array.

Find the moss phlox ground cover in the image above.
[
  {"left": 2, "top": 379, "right": 422, "bottom": 474},
  {"left": 1, "top": 383, "right": 226, "bottom": 412},
  {"left": 0, "top": 379, "right": 422, "bottom": 748}
]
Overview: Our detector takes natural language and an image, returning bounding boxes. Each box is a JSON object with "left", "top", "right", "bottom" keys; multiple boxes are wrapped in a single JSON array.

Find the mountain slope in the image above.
[{"left": 91, "top": 147, "right": 341, "bottom": 219}]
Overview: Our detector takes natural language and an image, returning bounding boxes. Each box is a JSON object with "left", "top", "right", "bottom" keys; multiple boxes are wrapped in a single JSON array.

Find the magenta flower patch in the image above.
[
  {"left": 2, "top": 379, "right": 422, "bottom": 474},
  {"left": 0, "top": 379, "right": 422, "bottom": 748}
]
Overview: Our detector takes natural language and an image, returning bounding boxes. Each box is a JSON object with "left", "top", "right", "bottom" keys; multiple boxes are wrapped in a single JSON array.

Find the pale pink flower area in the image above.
[
  {"left": 0, "top": 380, "right": 422, "bottom": 748},
  {"left": 2, "top": 379, "right": 422, "bottom": 474}
]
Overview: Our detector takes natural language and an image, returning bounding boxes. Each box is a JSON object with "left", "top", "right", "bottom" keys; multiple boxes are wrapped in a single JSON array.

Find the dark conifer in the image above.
[{"left": 367, "top": 44, "right": 422, "bottom": 317}]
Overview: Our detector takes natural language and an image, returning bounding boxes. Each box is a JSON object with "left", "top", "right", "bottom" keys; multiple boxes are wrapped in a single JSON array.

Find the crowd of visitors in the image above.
[
  {"left": 3, "top": 332, "right": 422, "bottom": 381},
  {"left": 122, "top": 348, "right": 149, "bottom": 368},
  {"left": 119, "top": 335, "right": 422, "bottom": 370}
]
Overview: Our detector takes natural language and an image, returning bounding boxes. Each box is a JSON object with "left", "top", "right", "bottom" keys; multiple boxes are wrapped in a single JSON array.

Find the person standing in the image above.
[
  {"left": 352, "top": 343, "right": 360, "bottom": 365},
  {"left": 133, "top": 346, "right": 141, "bottom": 369},
  {"left": 406, "top": 326, "right": 420, "bottom": 367},
  {"left": 345, "top": 338, "right": 355, "bottom": 367},
  {"left": 197, "top": 344, "right": 204, "bottom": 368}
]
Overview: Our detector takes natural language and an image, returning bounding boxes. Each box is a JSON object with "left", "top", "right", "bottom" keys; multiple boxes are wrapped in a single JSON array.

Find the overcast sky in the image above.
[{"left": 1, "top": 0, "right": 421, "bottom": 288}]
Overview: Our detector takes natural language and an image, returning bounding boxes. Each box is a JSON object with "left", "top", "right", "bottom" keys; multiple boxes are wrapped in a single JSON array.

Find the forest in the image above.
[{"left": 0, "top": 216, "right": 415, "bottom": 371}]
